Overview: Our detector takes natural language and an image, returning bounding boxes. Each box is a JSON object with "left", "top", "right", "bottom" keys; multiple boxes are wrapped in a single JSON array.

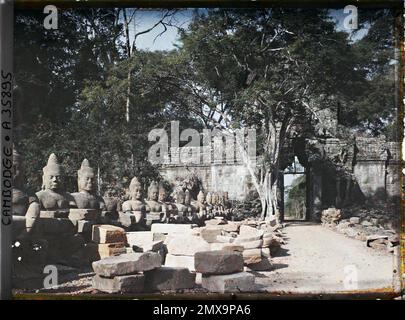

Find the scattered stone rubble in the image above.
[
  {"left": 90, "top": 217, "right": 285, "bottom": 294},
  {"left": 321, "top": 206, "right": 400, "bottom": 253}
]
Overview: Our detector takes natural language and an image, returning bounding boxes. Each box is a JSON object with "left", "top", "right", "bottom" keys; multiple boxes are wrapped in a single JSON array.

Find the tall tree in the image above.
[{"left": 166, "top": 8, "right": 366, "bottom": 220}]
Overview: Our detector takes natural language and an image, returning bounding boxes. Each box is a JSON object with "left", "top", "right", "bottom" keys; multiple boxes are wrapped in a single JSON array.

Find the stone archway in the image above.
[{"left": 280, "top": 156, "right": 309, "bottom": 222}]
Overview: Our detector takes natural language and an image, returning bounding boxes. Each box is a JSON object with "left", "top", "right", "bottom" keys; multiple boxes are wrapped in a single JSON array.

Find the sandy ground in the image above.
[
  {"left": 254, "top": 222, "right": 400, "bottom": 294},
  {"left": 14, "top": 222, "right": 401, "bottom": 297}
]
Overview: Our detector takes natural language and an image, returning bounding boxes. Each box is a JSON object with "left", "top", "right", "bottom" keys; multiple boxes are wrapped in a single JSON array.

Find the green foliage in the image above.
[{"left": 14, "top": 7, "right": 397, "bottom": 197}]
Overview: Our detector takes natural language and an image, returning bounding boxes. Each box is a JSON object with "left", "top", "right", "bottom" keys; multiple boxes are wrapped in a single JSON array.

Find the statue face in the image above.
[
  {"left": 43, "top": 168, "right": 63, "bottom": 191},
  {"left": 79, "top": 171, "right": 96, "bottom": 193},
  {"left": 206, "top": 193, "right": 212, "bottom": 204},
  {"left": 176, "top": 192, "right": 185, "bottom": 204},
  {"left": 185, "top": 192, "right": 191, "bottom": 205},
  {"left": 149, "top": 187, "right": 159, "bottom": 201},
  {"left": 158, "top": 189, "right": 166, "bottom": 202},
  {"left": 131, "top": 185, "right": 142, "bottom": 201},
  {"left": 197, "top": 192, "right": 205, "bottom": 203}
]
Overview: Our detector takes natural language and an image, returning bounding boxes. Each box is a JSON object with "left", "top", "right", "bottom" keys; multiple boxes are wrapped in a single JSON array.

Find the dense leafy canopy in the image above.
[{"left": 14, "top": 7, "right": 397, "bottom": 199}]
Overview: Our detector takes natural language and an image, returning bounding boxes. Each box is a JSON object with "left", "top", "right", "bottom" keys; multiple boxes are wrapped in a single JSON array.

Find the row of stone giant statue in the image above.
[{"left": 13, "top": 150, "right": 233, "bottom": 240}]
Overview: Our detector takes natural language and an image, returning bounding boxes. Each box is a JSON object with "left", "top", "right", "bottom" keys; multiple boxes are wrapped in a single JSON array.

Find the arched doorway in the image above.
[{"left": 281, "top": 156, "right": 308, "bottom": 221}]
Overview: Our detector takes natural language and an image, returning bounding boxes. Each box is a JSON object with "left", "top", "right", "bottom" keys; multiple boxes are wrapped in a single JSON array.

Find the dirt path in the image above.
[{"left": 255, "top": 222, "right": 400, "bottom": 294}]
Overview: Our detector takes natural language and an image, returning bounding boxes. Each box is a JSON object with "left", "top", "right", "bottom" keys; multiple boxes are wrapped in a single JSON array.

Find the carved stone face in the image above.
[
  {"left": 158, "top": 188, "right": 166, "bottom": 202},
  {"left": 206, "top": 192, "right": 212, "bottom": 204},
  {"left": 43, "top": 167, "right": 63, "bottom": 191},
  {"left": 197, "top": 191, "right": 205, "bottom": 203},
  {"left": 185, "top": 192, "right": 191, "bottom": 205},
  {"left": 78, "top": 171, "right": 96, "bottom": 193},
  {"left": 130, "top": 184, "right": 142, "bottom": 201},
  {"left": 176, "top": 191, "right": 185, "bottom": 205},
  {"left": 148, "top": 186, "right": 159, "bottom": 202}
]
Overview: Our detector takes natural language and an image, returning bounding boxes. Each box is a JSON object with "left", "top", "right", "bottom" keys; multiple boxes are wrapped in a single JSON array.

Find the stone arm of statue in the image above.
[
  {"left": 25, "top": 201, "right": 40, "bottom": 234},
  {"left": 122, "top": 201, "right": 145, "bottom": 224},
  {"left": 122, "top": 201, "right": 133, "bottom": 214},
  {"left": 67, "top": 192, "right": 78, "bottom": 208}
]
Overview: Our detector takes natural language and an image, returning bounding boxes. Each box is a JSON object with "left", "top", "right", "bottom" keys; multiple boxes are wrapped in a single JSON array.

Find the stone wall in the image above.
[
  {"left": 159, "top": 137, "right": 401, "bottom": 219},
  {"left": 160, "top": 163, "right": 254, "bottom": 201}
]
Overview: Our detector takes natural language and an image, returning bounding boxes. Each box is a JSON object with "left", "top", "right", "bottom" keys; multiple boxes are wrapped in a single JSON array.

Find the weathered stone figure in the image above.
[
  {"left": 205, "top": 191, "right": 214, "bottom": 217},
  {"left": 120, "top": 177, "right": 147, "bottom": 229},
  {"left": 145, "top": 181, "right": 167, "bottom": 225},
  {"left": 36, "top": 153, "right": 75, "bottom": 211},
  {"left": 173, "top": 189, "right": 189, "bottom": 223},
  {"left": 192, "top": 191, "right": 207, "bottom": 219},
  {"left": 71, "top": 159, "right": 105, "bottom": 210},
  {"left": 184, "top": 190, "right": 196, "bottom": 219},
  {"left": 12, "top": 146, "right": 40, "bottom": 238},
  {"left": 102, "top": 186, "right": 121, "bottom": 221},
  {"left": 158, "top": 183, "right": 177, "bottom": 221}
]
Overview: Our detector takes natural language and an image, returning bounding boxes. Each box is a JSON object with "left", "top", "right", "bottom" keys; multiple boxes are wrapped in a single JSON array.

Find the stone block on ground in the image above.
[
  {"left": 92, "top": 274, "right": 145, "bottom": 293},
  {"left": 126, "top": 231, "right": 154, "bottom": 247},
  {"left": 242, "top": 248, "right": 262, "bottom": 265},
  {"left": 92, "top": 252, "right": 161, "bottom": 277},
  {"left": 234, "top": 235, "right": 262, "bottom": 244},
  {"left": 201, "top": 272, "right": 255, "bottom": 293},
  {"left": 205, "top": 219, "right": 226, "bottom": 226},
  {"left": 200, "top": 228, "right": 222, "bottom": 243},
  {"left": 164, "top": 254, "right": 195, "bottom": 271},
  {"left": 144, "top": 267, "right": 195, "bottom": 292},
  {"left": 235, "top": 239, "right": 263, "bottom": 249},
  {"left": 166, "top": 235, "right": 210, "bottom": 256},
  {"left": 246, "top": 257, "right": 273, "bottom": 271},
  {"left": 350, "top": 217, "right": 361, "bottom": 224},
  {"left": 222, "top": 222, "right": 240, "bottom": 233},
  {"left": 92, "top": 225, "right": 127, "bottom": 244},
  {"left": 261, "top": 247, "right": 271, "bottom": 258},
  {"left": 98, "top": 242, "right": 127, "bottom": 259},
  {"left": 194, "top": 250, "right": 244, "bottom": 275},
  {"left": 151, "top": 223, "right": 193, "bottom": 234},
  {"left": 239, "top": 225, "right": 264, "bottom": 238},
  {"left": 216, "top": 235, "right": 234, "bottom": 243}
]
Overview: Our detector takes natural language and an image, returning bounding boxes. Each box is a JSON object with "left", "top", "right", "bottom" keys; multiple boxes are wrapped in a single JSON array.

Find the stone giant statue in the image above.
[
  {"left": 35, "top": 153, "right": 75, "bottom": 212},
  {"left": 71, "top": 159, "right": 105, "bottom": 211}
]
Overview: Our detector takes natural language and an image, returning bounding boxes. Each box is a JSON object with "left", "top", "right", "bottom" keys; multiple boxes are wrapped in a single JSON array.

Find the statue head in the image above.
[
  {"left": 13, "top": 145, "right": 24, "bottom": 189},
  {"left": 77, "top": 159, "right": 96, "bottom": 193},
  {"left": 175, "top": 189, "right": 185, "bottom": 205},
  {"left": 197, "top": 191, "right": 205, "bottom": 203},
  {"left": 148, "top": 181, "right": 159, "bottom": 201},
  {"left": 185, "top": 190, "right": 191, "bottom": 205},
  {"left": 212, "top": 192, "right": 219, "bottom": 205},
  {"left": 206, "top": 192, "right": 212, "bottom": 204},
  {"left": 158, "top": 183, "right": 167, "bottom": 202},
  {"left": 42, "top": 153, "right": 64, "bottom": 192},
  {"left": 129, "top": 176, "right": 142, "bottom": 201}
]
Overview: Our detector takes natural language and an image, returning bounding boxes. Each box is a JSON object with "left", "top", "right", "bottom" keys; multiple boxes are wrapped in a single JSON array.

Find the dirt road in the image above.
[{"left": 255, "top": 223, "right": 400, "bottom": 294}]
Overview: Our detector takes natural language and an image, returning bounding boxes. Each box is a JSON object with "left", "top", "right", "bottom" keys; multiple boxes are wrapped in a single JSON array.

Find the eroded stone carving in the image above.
[
  {"left": 145, "top": 181, "right": 167, "bottom": 225},
  {"left": 71, "top": 159, "right": 105, "bottom": 211},
  {"left": 36, "top": 153, "right": 75, "bottom": 212},
  {"left": 12, "top": 146, "right": 41, "bottom": 238},
  {"left": 120, "top": 177, "right": 147, "bottom": 230}
]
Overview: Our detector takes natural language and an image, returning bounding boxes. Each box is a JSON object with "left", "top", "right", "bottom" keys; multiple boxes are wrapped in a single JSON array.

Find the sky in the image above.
[{"left": 132, "top": 8, "right": 370, "bottom": 52}]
